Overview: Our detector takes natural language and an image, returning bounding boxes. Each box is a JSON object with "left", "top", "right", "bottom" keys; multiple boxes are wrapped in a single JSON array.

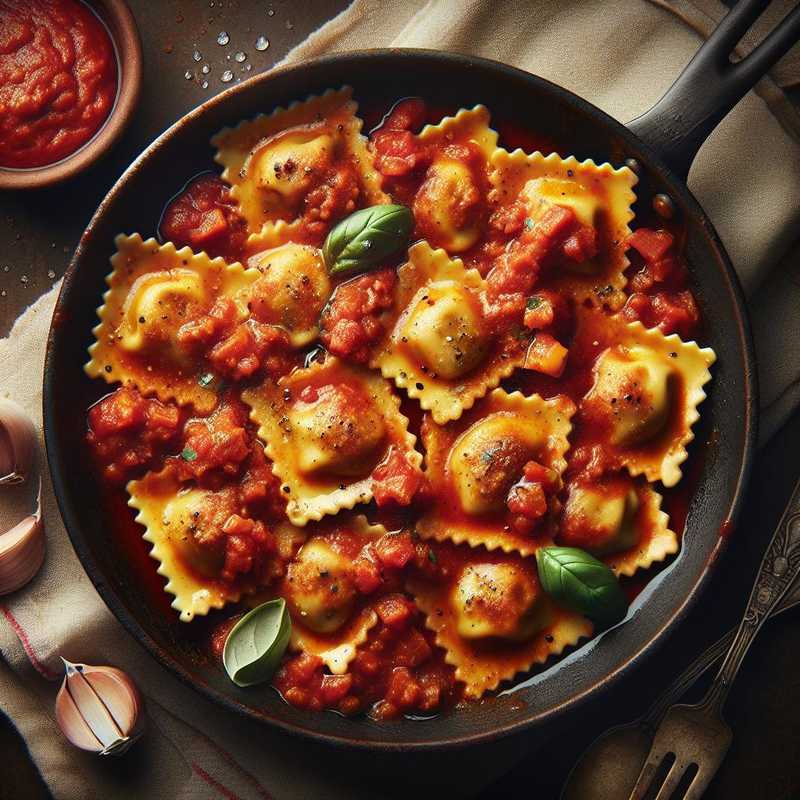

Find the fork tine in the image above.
[
  {"left": 628, "top": 748, "right": 671, "bottom": 800},
  {"left": 682, "top": 762, "right": 718, "bottom": 800},
  {"left": 653, "top": 759, "right": 689, "bottom": 800}
]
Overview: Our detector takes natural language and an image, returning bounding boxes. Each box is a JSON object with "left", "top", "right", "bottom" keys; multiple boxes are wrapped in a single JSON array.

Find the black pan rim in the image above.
[{"left": 43, "top": 48, "right": 758, "bottom": 751}]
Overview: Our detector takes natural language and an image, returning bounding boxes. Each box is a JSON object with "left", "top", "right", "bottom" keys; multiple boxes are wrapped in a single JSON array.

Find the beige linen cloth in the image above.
[{"left": 2, "top": 1, "right": 799, "bottom": 798}]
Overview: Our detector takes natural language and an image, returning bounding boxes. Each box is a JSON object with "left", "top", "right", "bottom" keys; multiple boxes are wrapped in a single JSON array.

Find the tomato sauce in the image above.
[
  {"left": 0, "top": 0, "right": 118, "bottom": 168},
  {"left": 159, "top": 174, "right": 249, "bottom": 261},
  {"left": 84, "top": 93, "right": 709, "bottom": 722}
]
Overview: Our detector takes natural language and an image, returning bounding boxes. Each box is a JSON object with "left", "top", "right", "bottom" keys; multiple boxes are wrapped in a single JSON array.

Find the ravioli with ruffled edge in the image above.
[
  {"left": 412, "top": 105, "right": 499, "bottom": 254},
  {"left": 85, "top": 233, "right": 259, "bottom": 413},
  {"left": 242, "top": 355, "right": 422, "bottom": 526},
  {"left": 212, "top": 86, "right": 388, "bottom": 243},
  {"left": 417, "top": 389, "right": 575, "bottom": 556},
  {"left": 267, "top": 515, "right": 386, "bottom": 673},
  {"left": 127, "top": 463, "right": 302, "bottom": 621},
  {"left": 371, "top": 241, "right": 528, "bottom": 424},
  {"left": 559, "top": 474, "right": 677, "bottom": 576},
  {"left": 489, "top": 149, "right": 637, "bottom": 310},
  {"left": 408, "top": 542, "right": 592, "bottom": 699},
  {"left": 577, "top": 310, "right": 715, "bottom": 487}
]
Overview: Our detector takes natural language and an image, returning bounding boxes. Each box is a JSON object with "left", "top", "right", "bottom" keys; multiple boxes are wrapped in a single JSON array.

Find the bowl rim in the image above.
[
  {"left": 0, "top": 0, "right": 142, "bottom": 191},
  {"left": 43, "top": 47, "right": 757, "bottom": 751}
]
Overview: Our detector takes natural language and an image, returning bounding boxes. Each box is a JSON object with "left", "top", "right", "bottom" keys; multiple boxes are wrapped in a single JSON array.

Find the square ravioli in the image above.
[
  {"left": 266, "top": 515, "right": 386, "bottom": 674},
  {"left": 128, "top": 463, "right": 291, "bottom": 622},
  {"left": 558, "top": 473, "right": 678, "bottom": 576},
  {"left": 85, "top": 234, "right": 260, "bottom": 412},
  {"left": 407, "top": 542, "right": 592, "bottom": 699},
  {"left": 241, "top": 355, "right": 422, "bottom": 526},
  {"left": 410, "top": 105, "right": 499, "bottom": 255},
  {"left": 212, "top": 86, "right": 388, "bottom": 243},
  {"left": 371, "top": 241, "right": 529, "bottom": 424},
  {"left": 417, "top": 388, "right": 575, "bottom": 556},
  {"left": 574, "top": 307, "right": 715, "bottom": 487},
  {"left": 489, "top": 149, "right": 637, "bottom": 309}
]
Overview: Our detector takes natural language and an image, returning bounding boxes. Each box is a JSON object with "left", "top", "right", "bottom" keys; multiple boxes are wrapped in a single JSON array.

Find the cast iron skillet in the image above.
[{"left": 43, "top": 1, "right": 800, "bottom": 750}]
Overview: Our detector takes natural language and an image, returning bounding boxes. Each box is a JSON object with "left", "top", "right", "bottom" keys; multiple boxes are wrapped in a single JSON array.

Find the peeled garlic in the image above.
[
  {"left": 0, "top": 398, "right": 36, "bottom": 485},
  {"left": 0, "top": 478, "right": 45, "bottom": 595},
  {"left": 55, "top": 659, "right": 144, "bottom": 755}
]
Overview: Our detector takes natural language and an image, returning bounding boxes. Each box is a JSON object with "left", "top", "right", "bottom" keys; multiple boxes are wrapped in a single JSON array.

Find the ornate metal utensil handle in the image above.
[{"left": 698, "top": 475, "right": 800, "bottom": 715}]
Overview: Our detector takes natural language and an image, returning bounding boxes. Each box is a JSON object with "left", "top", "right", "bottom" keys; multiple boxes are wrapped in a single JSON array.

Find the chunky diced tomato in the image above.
[
  {"left": 507, "top": 482, "right": 547, "bottom": 520},
  {"left": 374, "top": 594, "right": 415, "bottom": 630},
  {"left": 179, "top": 401, "right": 250, "bottom": 479},
  {"left": 320, "top": 674, "right": 353, "bottom": 705},
  {"left": 352, "top": 553, "right": 383, "bottom": 595},
  {"left": 562, "top": 225, "right": 599, "bottom": 263},
  {"left": 384, "top": 667, "right": 422, "bottom": 710},
  {"left": 209, "top": 320, "right": 292, "bottom": 381},
  {"left": 523, "top": 295, "right": 555, "bottom": 330},
  {"left": 392, "top": 627, "right": 432, "bottom": 669},
  {"left": 91, "top": 387, "right": 145, "bottom": 435},
  {"left": 374, "top": 531, "right": 416, "bottom": 569},
  {"left": 352, "top": 649, "right": 381, "bottom": 678},
  {"left": 372, "top": 129, "right": 427, "bottom": 177},
  {"left": 87, "top": 388, "right": 182, "bottom": 484},
  {"left": 371, "top": 448, "right": 422, "bottom": 508},
  {"left": 320, "top": 268, "right": 396, "bottom": 363},
  {"left": 370, "top": 99, "right": 429, "bottom": 180},
  {"left": 300, "top": 163, "right": 360, "bottom": 241},
  {"left": 627, "top": 228, "right": 674, "bottom": 263},
  {"left": 487, "top": 205, "right": 577, "bottom": 301},
  {"left": 484, "top": 292, "right": 527, "bottom": 334},
  {"left": 176, "top": 298, "right": 237, "bottom": 352},
  {"left": 159, "top": 174, "right": 247, "bottom": 261},
  {"left": 283, "top": 652, "right": 323, "bottom": 685},
  {"left": 622, "top": 290, "right": 699, "bottom": 339},
  {"left": 381, "top": 98, "right": 427, "bottom": 132},
  {"left": 489, "top": 201, "right": 526, "bottom": 237},
  {"left": 523, "top": 333, "right": 569, "bottom": 377}
]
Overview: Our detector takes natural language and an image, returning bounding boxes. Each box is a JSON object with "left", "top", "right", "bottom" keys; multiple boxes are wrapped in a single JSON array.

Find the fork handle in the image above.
[{"left": 698, "top": 475, "right": 800, "bottom": 715}]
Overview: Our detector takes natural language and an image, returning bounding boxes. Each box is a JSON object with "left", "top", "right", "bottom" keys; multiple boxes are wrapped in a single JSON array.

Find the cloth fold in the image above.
[{"left": 2, "top": 1, "right": 799, "bottom": 798}]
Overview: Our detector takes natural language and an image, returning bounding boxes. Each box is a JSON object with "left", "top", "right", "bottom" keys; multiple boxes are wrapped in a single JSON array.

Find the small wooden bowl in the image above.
[{"left": 0, "top": 0, "right": 142, "bottom": 191}]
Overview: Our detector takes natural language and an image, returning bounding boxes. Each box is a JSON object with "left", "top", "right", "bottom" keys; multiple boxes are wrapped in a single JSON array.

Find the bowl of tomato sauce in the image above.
[{"left": 0, "top": 0, "right": 142, "bottom": 190}]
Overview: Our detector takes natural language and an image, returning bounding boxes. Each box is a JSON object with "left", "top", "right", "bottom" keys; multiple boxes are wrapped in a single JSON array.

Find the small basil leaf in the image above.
[
  {"left": 223, "top": 598, "right": 291, "bottom": 687},
  {"left": 323, "top": 204, "right": 413, "bottom": 275},
  {"left": 535, "top": 546, "right": 628, "bottom": 626}
]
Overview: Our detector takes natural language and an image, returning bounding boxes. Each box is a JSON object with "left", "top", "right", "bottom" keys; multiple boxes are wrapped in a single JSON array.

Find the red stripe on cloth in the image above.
[
  {"left": 202, "top": 733, "right": 274, "bottom": 800},
  {"left": 149, "top": 697, "right": 275, "bottom": 799},
  {"left": 192, "top": 763, "right": 244, "bottom": 800},
  {"left": 0, "top": 605, "right": 60, "bottom": 680}
]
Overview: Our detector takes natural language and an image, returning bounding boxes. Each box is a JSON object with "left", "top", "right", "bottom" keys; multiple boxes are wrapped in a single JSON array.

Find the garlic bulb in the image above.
[
  {"left": 0, "top": 478, "right": 45, "bottom": 595},
  {"left": 0, "top": 398, "right": 36, "bottom": 486},
  {"left": 55, "top": 659, "right": 144, "bottom": 755}
]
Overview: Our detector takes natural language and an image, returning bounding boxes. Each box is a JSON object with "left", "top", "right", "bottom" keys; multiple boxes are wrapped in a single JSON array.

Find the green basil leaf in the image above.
[
  {"left": 535, "top": 546, "right": 627, "bottom": 625},
  {"left": 323, "top": 204, "right": 413, "bottom": 275},
  {"left": 223, "top": 598, "right": 291, "bottom": 687}
]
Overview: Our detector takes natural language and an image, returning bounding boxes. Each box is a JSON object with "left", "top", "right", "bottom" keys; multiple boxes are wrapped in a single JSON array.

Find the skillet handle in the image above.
[{"left": 627, "top": 0, "right": 800, "bottom": 181}]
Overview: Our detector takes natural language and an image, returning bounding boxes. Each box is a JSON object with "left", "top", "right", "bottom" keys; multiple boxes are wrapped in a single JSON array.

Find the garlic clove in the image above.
[
  {"left": 0, "top": 478, "right": 45, "bottom": 595},
  {"left": 55, "top": 660, "right": 144, "bottom": 755},
  {"left": 0, "top": 398, "right": 36, "bottom": 486}
]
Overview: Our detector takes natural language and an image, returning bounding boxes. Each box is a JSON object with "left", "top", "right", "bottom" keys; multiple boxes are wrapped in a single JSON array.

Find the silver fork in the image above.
[{"left": 629, "top": 474, "right": 800, "bottom": 800}]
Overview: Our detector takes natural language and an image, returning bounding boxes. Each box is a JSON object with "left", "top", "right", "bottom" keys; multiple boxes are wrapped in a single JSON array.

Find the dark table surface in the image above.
[{"left": 2, "top": 1, "right": 799, "bottom": 798}]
